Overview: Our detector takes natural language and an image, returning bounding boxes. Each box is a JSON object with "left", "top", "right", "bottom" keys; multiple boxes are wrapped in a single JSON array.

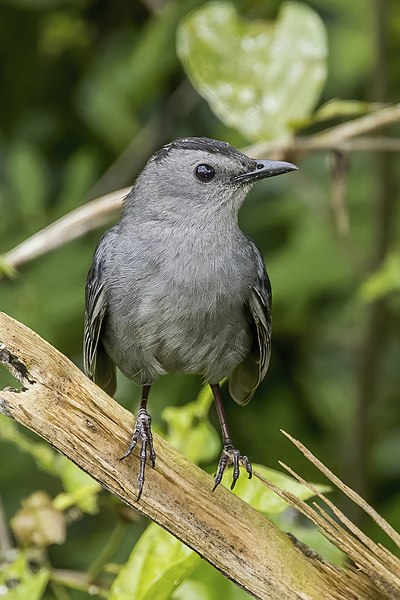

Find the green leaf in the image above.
[
  {"left": 173, "top": 580, "right": 210, "bottom": 600},
  {"left": 177, "top": 1, "right": 327, "bottom": 141},
  {"left": 174, "top": 561, "right": 251, "bottom": 599},
  {"left": 161, "top": 385, "right": 220, "bottom": 464},
  {"left": 109, "top": 523, "right": 199, "bottom": 600},
  {"left": 232, "top": 464, "right": 330, "bottom": 514},
  {"left": 359, "top": 253, "right": 400, "bottom": 302},
  {"left": 0, "top": 553, "right": 49, "bottom": 600},
  {"left": 311, "top": 98, "right": 387, "bottom": 123}
]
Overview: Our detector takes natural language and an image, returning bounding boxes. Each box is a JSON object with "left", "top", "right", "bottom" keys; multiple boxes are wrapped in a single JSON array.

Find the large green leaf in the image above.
[
  {"left": 174, "top": 560, "right": 251, "bottom": 599},
  {"left": 109, "top": 523, "right": 199, "bottom": 600},
  {"left": 232, "top": 464, "right": 330, "bottom": 514},
  {"left": 177, "top": 1, "right": 327, "bottom": 141}
]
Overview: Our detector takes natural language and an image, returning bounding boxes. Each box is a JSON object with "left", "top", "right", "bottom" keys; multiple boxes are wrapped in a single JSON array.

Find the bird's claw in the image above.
[
  {"left": 119, "top": 407, "right": 156, "bottom": 501},
  {"left": 212, "top": 443, "right": 252, "bottom": 492}
]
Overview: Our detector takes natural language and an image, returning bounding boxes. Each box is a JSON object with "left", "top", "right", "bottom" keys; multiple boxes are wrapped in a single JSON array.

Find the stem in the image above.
[
  {"left": 49, "top": 583, "right": 72, "bottom": 600},
  {"left": 0, "top": 495, "right": 13, "bottom": 555},
  {"left": 87, "top": 519, "right": 127, "bottom": 580},
  {"left": 51, "top": 569, "right": 109, "bottom": 597}
]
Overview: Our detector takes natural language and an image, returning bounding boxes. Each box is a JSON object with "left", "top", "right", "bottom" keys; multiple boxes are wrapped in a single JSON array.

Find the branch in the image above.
[
  {"left": 0, "top": 312, "right": 396, "bottom": 599},
  {"left": 1, "top": 105, "right": 400, "bottom": 276},
  {"left": 244, "top": 104, "right": 400, "bottom": 159},
  {"left": 1, "top": 188, "right": 130, "bottom": 273}
]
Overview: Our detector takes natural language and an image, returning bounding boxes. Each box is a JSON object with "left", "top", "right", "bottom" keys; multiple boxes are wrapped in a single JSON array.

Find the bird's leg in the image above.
[
  {"left": 120, "top": 385, "right": 156, "bottom": 500},
  {"left": 210, "top": 383, "right": 252, "bottom": 491}
]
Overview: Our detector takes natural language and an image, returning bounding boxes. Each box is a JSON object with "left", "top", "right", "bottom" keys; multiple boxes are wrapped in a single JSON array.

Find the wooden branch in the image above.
[{"left": 0, "top": 312, "right": 390, "bottom": 599}]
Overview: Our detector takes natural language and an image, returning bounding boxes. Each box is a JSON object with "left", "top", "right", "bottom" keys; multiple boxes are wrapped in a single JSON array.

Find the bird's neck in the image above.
[{"left": 123, "top": 197, "right": 242, "bottom": 241}]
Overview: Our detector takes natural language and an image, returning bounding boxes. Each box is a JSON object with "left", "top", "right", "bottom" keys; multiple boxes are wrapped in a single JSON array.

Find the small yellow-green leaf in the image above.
[
  {"left": 312, "top": 99, "right": 387, "bottom": 123},
  {"left": 177, "top": 1, "right": 327, "bottom": 141},
  {"left": 359, "top": 253, "right": 400, "bottom": 302},
  {"left": 232, "top": 464, "right": 330, "bottom": 514},
  {"left": 109, "top": 523, "right": 199, "bottom": 600}
]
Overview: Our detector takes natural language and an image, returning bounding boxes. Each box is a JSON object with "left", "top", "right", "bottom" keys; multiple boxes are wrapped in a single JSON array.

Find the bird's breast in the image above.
[{"left": 105, "top": 226, "right": 257, "bottom": 380}]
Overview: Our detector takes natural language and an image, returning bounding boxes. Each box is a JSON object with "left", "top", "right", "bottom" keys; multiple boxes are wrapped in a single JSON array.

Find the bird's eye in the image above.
[{"left": 195, "top": 164, "right": 215, "bottom": 182}]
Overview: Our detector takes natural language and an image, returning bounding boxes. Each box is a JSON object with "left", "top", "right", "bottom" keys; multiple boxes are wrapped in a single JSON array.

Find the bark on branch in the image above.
[{"left": 0, "top": 312, "right": 398, "bottom": 599}]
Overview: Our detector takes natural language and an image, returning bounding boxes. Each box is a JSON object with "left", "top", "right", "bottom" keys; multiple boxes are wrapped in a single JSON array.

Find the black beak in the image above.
[{"left": 233, "top": 159, "right": 298, "bottom": 183}]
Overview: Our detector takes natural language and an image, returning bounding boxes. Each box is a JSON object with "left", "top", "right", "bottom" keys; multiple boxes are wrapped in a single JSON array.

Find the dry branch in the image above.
[{"left": 0, "top": 312, "right": 398, "bottom": 599}]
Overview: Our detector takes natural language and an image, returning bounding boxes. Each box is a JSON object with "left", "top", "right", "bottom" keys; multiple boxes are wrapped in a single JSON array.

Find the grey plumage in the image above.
[{"left": 83, "top": 137, "right": 296, "bottom": 497}]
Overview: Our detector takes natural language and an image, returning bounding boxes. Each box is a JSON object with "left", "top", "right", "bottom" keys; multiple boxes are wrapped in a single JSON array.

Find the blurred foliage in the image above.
[
  {"left": 0, "top": 0, "right": 399, "bottom": 598},
  {"left": 108, "top": 523, "right": 199, "bottom": 600},
  {"left": 359, "top": 252, "right": 400, "bottom": 302},
  {"left": 0, "top": 553, "right": 49, "bottom": 600},
  {"left": 177, "top": 1, "right": 327, "bottom": 141},
  {"left": 158, "top": 382, "right": 220, "bottom": 464},
  {"left": 232, "top": 464, "right": 330, "bottom": 513},
  {"left": 11, "top": 491, "right": 66, "bottom": 548}
]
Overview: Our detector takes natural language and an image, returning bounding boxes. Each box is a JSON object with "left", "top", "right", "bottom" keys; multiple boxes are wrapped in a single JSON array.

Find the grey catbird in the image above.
[{"left": 84, "top": 137, "right": 297, "bottom": 499}]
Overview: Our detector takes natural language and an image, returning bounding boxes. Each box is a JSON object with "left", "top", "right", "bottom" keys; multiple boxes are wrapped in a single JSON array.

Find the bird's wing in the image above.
[
  {"left": 229, "top": 241, "right": 272, "bottom": 405},
  {"left": 84, "top": 234, "right": 116, "bottom": 396}
]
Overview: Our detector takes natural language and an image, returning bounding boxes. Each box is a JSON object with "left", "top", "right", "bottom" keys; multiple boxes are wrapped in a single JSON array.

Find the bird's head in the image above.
[{"left": 126, "top": 137, "right": 297, "bottom": 223}]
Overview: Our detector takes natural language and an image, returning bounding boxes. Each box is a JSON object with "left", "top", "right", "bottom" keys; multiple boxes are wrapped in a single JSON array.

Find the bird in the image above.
[{"left": 83, "top": 137, "right": 297, "bottom": 500}]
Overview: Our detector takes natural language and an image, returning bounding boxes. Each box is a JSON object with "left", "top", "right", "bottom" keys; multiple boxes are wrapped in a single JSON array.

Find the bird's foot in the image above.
[
  {"left": 120, "top": 407, "right": 156, "bottom": 501},
  {"left": 212, "top": 443, "right": 252, "bottom": 491}
]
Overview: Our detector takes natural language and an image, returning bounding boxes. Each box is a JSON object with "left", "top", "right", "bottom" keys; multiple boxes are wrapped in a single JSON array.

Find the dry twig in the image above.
[{"left": 1, "top": 312, "right": 399, "bottom": 599}]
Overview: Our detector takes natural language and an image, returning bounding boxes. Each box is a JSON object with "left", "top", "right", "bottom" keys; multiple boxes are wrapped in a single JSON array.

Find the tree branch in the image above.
[
  {"left": 0, "top": 312, "right": 397, "bottom": 599},
  {"left": 0, "top": 188, "right": 130, "bottom": 273},
  {"left": 1, "top": 104, "right": 400, "bottom": 276},
  {"left": 243, "top": 104, "right": 400, "bottom": 160}
]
